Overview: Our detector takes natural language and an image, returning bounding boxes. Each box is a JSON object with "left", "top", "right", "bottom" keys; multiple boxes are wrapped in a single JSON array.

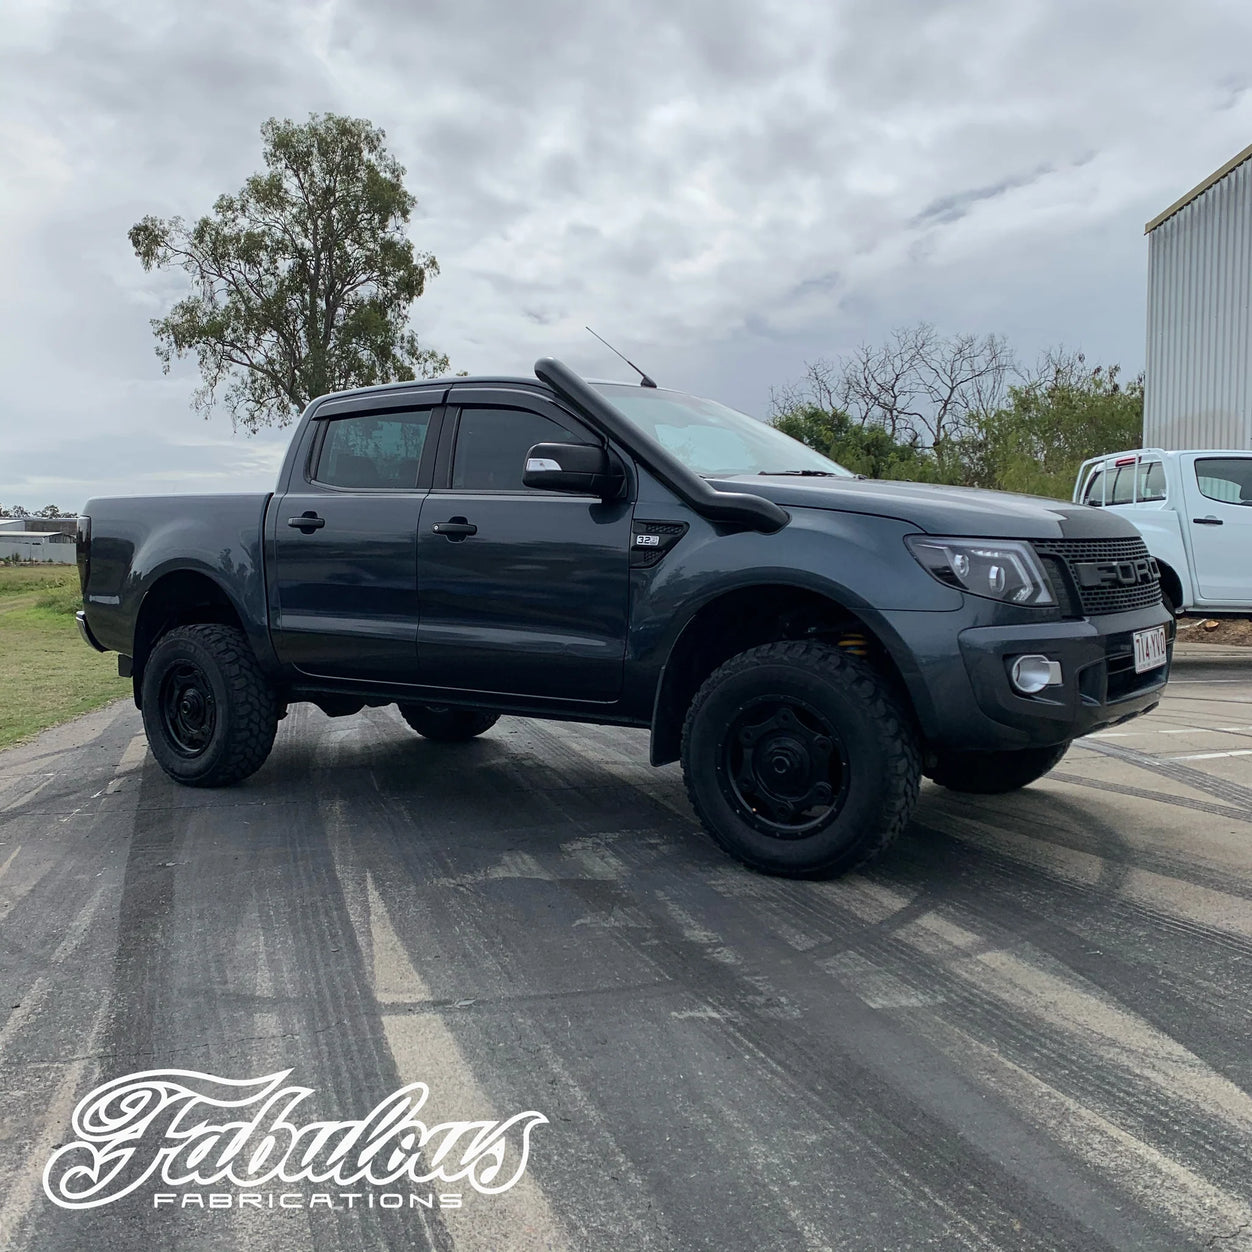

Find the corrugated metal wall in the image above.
[{"left": 1145, "top": 156, "right": 1252, "bottom": 450}]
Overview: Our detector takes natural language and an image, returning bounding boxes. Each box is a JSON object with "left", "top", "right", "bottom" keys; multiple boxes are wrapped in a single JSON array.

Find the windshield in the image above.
[{"left": 591, "top": 383, "right": 854, "bottom": 478}]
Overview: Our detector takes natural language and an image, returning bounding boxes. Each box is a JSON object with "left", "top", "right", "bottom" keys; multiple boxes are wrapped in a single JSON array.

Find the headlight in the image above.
[{"left": 906, "top": 536, "right": 1055, "bottom": 606}]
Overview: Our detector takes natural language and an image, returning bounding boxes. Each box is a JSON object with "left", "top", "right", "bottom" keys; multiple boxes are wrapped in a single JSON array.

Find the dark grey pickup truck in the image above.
[{"left": 76, "top": 358, "right": 1173, "bottom": 877}]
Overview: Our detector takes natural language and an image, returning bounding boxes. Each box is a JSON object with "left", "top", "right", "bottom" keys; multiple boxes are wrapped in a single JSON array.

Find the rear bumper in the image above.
[
  {"left": 886, "top": 602, "right": 1174, "bottom": 752},
  {"left": 75, "top": 610, "right": 107, "bottom": 653}
]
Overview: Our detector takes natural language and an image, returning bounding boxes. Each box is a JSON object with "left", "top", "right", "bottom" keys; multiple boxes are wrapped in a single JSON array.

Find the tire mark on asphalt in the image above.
[
  {"left": 913, "top": 1017, "right": 1252, "bottom": 1251},
  {"left": 347, "top": 718, "right": 1152, "bottom": 1250},
  {"left": 328, "top": 726, "right": 688, "bottom": 1252},
  {"left": 1048, "top": 770, "right": 1252, "bottom": 825},
  {"left": 884, "top": 820, "right": 1252, "bottom": 1080},
  {"left": 540, "top": 838, "right": 1157, "bottom": 1251},
  {"left": 0, "top": 995, "right": 113, "bottom": 1250},
  {"left": 914, "top": 804, "right": 1252, "bottom": 953},
  {"left": 320, "top": 807, "right": 573, "bottom": 1252},
  {"left": 923, "top": 785, "right": 1252, "bottom": 903},
  {"left": 521, "top": 723, "right": 1252, "bottom": 1245},
  {"left": 651, "top": 855, "right": 1250, "bottom": 1247},
  {"left": 1076, "top": 739, "right": 1252, "bottom": 810},
  {"left": 696, "top": 829, "right": 1252, "bottom": 1216}
]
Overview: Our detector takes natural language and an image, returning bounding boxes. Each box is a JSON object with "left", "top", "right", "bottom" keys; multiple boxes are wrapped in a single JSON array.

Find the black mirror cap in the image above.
[{"left": 522, "top": 442, "right": 625, "bottom": 498}]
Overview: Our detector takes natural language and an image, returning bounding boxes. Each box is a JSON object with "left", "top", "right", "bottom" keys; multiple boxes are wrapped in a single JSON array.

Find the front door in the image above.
[
  {"left": 1182, "top": 454, "right": 1252, "bottom": 604},
  {"left": 270, "top": 401, "right": 439, "bottom": 681},
  {"left": 416, "top": 392, "right": 633, "bottom": 701}
]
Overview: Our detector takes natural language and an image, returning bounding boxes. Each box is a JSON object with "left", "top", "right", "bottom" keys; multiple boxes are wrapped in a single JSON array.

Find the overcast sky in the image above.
[{"left": 2, "top": 0, "right": 1250, "bottom": 509}]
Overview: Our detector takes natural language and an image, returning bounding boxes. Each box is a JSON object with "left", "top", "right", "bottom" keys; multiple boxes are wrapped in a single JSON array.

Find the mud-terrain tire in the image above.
[
  {"left": 398, "top": 704, "right": 500, "bottom": 742},
  {"left": 926, "top": 743, "right": 1069, "bottom": 794},
  {"left": 140, "top": 624, "right": 278, "bottom": 787},
  {"left": 680, "top": 641, "right": 920, "bottom": 878}
]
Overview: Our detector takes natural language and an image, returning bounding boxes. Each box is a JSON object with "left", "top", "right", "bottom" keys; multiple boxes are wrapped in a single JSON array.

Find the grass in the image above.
[{"left": 0, "top": 564, "right": 129, "bottom": 750}]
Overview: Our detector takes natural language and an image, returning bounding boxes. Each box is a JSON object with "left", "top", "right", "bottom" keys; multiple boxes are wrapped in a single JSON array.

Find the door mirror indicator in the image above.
[{"left": 521, "top": 442, "right": 624, "bottom": 498}]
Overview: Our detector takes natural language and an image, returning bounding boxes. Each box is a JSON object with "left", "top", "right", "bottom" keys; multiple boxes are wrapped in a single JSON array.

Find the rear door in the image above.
[
  {"left": 269, "top": 394, "right": 442, "bottom": 681},
  {"left": 1182, "top": 454, "right": 1252, "bottom": 603},
  {"left": 415, "top": 387, "right": 633, "bottom": 701}
]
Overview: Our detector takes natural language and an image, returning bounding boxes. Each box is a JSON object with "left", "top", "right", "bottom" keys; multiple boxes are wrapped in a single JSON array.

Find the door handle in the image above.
[
  {"left": 287, "top": 513, "right": 326, "bottom": 531},
  {"left": 1193, "top": 516, "right": 1223, "bottom": 525},
  {"left": 432, "top": 518, "right": 477, "bottom": 540}
]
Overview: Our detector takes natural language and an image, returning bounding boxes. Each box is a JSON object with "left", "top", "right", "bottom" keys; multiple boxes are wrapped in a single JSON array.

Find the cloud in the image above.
[{"left": 1, "top": 0, "right": 1251, "bottom": 507}]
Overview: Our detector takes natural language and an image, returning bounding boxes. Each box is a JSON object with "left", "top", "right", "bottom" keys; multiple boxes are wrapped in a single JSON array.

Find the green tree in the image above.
[
  {"left": 130, "top": 113, "right": 448, "bottom": 431},
  {"left": 773, "top": 337, "right": 1143, "bottom": 499},
  {"left": 772, "top": 403, "right": 951, "bottom": 481},
  {"left": 960, "top": 354, "right": 1143, "bottom": 497}
]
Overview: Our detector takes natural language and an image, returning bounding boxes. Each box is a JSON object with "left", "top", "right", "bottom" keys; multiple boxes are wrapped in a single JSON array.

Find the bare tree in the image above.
[{"left": 771, "top": 323, "right": 1016, "bottom": 449}]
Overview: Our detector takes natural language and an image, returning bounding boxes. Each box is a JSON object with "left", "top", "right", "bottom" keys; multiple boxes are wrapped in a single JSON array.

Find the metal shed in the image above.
[
  {"left": 0, "top": 531, "right": 76, "bottom": 564},
  {"left": 1144, "top": 141, "right": 1252, "bottom": 450}
]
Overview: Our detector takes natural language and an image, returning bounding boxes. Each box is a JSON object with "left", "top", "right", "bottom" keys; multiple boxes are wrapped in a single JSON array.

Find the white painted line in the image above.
[
  {"left": 1167, "top": 748, "right": 1252, "bottom": 761},
  {"left": 321, "top": 799, "right": 573, "bottom": 1252},
  {"left": 115, "top": 733, "right": 149, "bottom": 772},
  {"left": 1088, "top": 724, "right": 1252, "bottom": 739},
  {"left": 366, "top": 874, "right": 572, "bottom": 1252}
]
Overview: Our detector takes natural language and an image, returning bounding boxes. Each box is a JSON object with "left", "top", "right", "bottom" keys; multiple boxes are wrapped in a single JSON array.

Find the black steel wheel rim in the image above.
[
  {"left": 158, "top": 661, "right": 217, "bottom": 758},
  {"left": 718, "top": 696, "right": 849, "bottom": 839}
]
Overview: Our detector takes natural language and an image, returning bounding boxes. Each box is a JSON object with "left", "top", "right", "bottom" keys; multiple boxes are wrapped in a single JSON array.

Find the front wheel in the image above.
[
  {"left": 398, "top": 704, "right": 500, "bottom": 742},
  {"left": 680, "top": 641, "right": 920, "bottom": 878},
  {"left": 140, "top": 624, "right": 278, "bottom": 787},
  {"left": 926, "top": 743, "right": 1069, "bottom": 794}
]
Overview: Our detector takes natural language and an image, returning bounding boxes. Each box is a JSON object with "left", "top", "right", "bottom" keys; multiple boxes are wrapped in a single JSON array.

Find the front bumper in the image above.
[
  {"left": 885, "top": 602, "right": 1174, "bottom": 752},
  {"left": 75, "top": 609, "right": 107, "bottom": 653}
]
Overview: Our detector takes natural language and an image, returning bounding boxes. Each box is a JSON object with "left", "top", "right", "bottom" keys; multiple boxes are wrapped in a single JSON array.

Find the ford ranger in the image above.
[{"left": 75, "top": 359, "right": 1173, "bottom": 877}]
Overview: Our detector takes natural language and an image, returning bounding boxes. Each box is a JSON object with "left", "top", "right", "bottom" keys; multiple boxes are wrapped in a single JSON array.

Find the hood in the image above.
[{"left": 709, "top": 475, "right": 1139, "bottom": 541}]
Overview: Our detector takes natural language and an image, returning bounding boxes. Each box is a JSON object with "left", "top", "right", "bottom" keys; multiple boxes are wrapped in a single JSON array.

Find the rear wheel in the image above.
[
  {"left": 140, "top": 624, "right": 278, "bottom": 787},
  {"left": 926, "top": 743, "right": 1069, "bottom": 794},
  {"left": 398, "top": 704, "right": 500, "bottom": 742},
  {"left": 680, "top": 641, "right": 920, "bottom": 878}
]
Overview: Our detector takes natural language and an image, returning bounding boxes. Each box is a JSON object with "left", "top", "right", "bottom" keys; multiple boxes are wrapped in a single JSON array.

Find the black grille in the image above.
[{"left": 1032, "top": 537, "right": 1162, "bottom": 617}]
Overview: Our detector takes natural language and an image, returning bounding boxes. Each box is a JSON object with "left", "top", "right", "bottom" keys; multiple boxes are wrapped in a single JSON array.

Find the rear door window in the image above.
[
  {"left": 1195, "top": 457, "right": 1252, "bottom": 505},
  {"left": 314, "top": 410, "right": 433, "bottom": 489}
]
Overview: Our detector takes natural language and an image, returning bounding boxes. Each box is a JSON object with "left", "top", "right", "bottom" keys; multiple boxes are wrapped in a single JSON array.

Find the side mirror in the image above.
[{"left": 522, "top": 442, "right": 624, "bottom": 498}]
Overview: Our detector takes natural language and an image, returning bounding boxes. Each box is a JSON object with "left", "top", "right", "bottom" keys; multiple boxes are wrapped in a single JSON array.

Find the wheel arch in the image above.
[
  {"left": 132, "top": 570, "right": 249, "bottom": 707},
  {"left": 648, "top": 582, "right": 917, "bottom": 766},
  {"left": 1155, "top": 558, "right": 1184, "bottom": 616}
]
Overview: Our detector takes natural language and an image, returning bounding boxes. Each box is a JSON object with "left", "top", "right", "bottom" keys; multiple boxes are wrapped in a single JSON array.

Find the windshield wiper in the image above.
[{"left": 757, "top": 469, "right": 841, "bottom": 477}]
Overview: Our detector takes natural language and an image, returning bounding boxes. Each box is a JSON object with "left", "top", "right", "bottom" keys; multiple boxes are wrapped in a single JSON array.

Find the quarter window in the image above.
[
  {"left": 451, "top": 407, "right": 581, "bottom": 492},
  {"left": 315, "top": 410, "right": 432, "bottom": 489},
  {"left": 1138, "top": 461, "right": 1166, "bottom": 501},
  {"left": 1109, "top": 466, "right": 1134, "bottom": 505},
  {"left": 1084, "top": 461, "right": 1166, "bottom": 505}
]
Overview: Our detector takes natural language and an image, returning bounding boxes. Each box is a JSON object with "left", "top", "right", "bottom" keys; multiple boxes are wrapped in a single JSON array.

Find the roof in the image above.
[
  {"left": 1145, "top": 140, "right": 1252, "bottom": 234},
  {"left": 0, "top": 530, "right": 71, "bottom": 540},
  {"left": 311, "top": 372, "right": 663, "bottom": 406}
]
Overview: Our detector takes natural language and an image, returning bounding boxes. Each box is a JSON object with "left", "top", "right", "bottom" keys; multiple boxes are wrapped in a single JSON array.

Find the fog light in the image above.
[{"left": 1010, "top": 654, "right": 1062, "bottom": 694}]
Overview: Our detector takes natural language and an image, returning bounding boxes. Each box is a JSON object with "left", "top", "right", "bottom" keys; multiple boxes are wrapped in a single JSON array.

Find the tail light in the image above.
[{"left": 76, "top": 515, "right": 91, "bottom": 596}]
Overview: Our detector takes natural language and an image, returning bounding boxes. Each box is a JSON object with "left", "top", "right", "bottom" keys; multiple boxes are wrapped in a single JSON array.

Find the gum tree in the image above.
[{"left": 130, "top": 114, "right": 448, "bottom": 431}]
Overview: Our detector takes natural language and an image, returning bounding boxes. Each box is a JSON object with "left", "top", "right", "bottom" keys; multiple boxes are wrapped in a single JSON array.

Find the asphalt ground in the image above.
[{"left": 0, "top": 646, "right": 1250, "bottom": 1251}]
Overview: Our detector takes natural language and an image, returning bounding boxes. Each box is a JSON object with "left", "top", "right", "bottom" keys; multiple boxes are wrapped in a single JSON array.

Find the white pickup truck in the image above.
[{"left": 1074, "top": 448, "right": 1252, "bottom": 616}]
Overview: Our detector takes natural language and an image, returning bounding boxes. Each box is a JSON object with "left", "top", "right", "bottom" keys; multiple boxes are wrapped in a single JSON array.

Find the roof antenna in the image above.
[{"left": 585, "top": 327, "right": 657, "bottom": 387}]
